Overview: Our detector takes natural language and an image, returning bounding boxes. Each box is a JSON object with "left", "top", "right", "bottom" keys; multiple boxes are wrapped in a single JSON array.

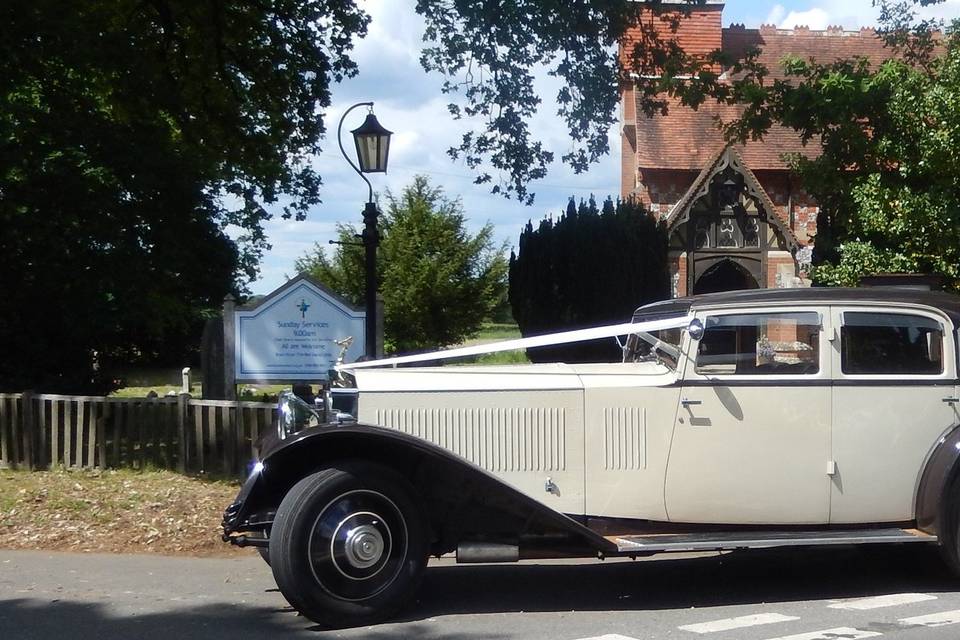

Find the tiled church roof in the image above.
[{"left": 634, "top": 25, "right": 896, "bottom": 170}]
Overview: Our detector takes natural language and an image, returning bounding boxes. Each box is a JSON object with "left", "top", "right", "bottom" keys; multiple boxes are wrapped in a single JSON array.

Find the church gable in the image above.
[{"left": 619, "top": 2, "right": 897, "bottom": 296}]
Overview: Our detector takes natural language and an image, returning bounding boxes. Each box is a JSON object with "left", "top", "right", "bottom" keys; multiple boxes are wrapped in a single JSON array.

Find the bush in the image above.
[{"left": 508, "top": 196, "right": 669, "bottom": 363}]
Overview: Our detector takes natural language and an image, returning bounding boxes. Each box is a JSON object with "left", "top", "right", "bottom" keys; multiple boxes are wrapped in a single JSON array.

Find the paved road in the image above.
[{"left": 4, "top": 545, "right": 960, "bottom": 639}]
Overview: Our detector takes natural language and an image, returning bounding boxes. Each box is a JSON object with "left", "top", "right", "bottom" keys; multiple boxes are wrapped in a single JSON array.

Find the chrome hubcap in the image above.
[
  {"left": 344, "top": 524, "right": 385, "bottom": 568},
  {"left": 308, "top": 489, "right": 408, "bottom": 602}
]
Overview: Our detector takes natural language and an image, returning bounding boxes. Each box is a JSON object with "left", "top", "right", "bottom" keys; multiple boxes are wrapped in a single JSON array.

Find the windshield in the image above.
[{"left": 623, "top": 313, "right": 686, "bottom": 369}]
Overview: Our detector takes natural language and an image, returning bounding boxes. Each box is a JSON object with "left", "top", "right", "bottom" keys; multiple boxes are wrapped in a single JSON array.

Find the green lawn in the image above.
[
  {"left": 467, "top": 322, "right": 522, "bottom": 343},
  {"left": 451, "top": 322, "right": 529, "bottom": 365},
  {"left": 110, "top": 383, "right": 288, "bottom": 402}
]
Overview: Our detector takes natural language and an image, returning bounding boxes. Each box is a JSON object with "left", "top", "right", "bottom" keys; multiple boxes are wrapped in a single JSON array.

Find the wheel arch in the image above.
[
  {"left": 234, "top": 423, "right": 614, "bottom": 556},
  {"left": 916, "top": 421, "right": 960, "bottom": 536}
]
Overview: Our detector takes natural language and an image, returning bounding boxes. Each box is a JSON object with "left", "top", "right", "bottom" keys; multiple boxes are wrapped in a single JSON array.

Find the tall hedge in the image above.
[{"left": 508, "top": 196, "right": 669, "bottom": 362}]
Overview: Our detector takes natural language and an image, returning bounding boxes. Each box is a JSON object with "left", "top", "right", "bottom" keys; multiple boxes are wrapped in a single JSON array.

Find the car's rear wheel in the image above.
[
  {"left": 269, "top": 462, "right": 428, "bottom": 627},
  {"left": 937, "top": 471, "right": 960, "bottom": 575}
]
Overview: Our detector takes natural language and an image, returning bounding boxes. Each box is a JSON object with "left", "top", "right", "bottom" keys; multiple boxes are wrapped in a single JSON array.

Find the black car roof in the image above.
[{"left": 633, "top": 287, "right": 960, "bottom": 324}]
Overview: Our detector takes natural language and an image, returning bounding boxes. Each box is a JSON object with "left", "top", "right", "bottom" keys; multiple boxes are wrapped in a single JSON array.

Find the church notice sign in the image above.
[{"left": 234, "top": 275, "right": 366, "bottom": 382}]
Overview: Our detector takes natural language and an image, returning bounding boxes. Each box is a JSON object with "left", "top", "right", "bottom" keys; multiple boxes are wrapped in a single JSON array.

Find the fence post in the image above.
[
  {"left": 0, "top": 395, "right": 8, "bottom": 469},
  {"left": 222, "top": 295, "right": 237, "bottom": 400},
  {"left": 96, "top": 401, "right": 106, "bottom": 469},
  {"left": 21, "top": 391, "right": 34, "bottom": 471},
  {"left": 177, "top": 392, "right": 189, "bottom": 473},
  {"left": 38, "top": 396, "right": 47, "bottom": 469},
  {"left": 10, "top": 395, "right": 21, "bottom": 469}
]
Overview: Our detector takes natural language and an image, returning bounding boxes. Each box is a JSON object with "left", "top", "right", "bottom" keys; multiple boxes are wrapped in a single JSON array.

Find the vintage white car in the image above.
[{"left": 222, "top": 287, "right": 960, "bottom": 627}]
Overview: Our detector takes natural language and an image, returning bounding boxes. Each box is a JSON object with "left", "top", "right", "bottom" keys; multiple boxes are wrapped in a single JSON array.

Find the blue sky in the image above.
[{"left": 246, "top": 0, "right": 960, "bottom": 295}]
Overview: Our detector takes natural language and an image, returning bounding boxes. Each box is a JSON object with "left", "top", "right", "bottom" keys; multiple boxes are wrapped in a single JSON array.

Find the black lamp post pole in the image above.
[{"left": 361, "top": 201, "right": 379, "bottom": 358}]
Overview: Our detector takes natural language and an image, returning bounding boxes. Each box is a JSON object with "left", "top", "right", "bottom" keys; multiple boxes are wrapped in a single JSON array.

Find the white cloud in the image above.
[
  {"left": 918, "top": 0, "right": 960, "bottom": 21},
  {"left": 765, "top": 5, "right": 787, "bottom": 26},
  {"left": 763, "top": 0, "right": 960, "bottom": 30},
  {"left": 777, "top": 7, "right": 831, "bottom": 29}
]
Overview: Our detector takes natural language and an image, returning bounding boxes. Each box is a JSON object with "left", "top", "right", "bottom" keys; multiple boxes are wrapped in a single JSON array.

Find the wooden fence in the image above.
[{"left": 0, "top": 393, "right": 277, "bottom": 476}]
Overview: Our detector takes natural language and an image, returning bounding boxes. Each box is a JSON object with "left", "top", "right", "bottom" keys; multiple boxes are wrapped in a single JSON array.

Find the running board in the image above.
[{"left": 608, "top": 528, "right": 937, "bottom": 554}]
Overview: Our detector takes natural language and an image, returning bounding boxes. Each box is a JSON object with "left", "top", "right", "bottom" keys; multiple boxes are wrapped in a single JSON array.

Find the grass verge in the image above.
[{"left": 0, "top": 468, "right": 246, "bottom": 556}]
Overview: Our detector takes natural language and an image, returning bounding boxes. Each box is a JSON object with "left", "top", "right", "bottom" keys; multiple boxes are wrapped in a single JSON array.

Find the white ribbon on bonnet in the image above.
[{"left": 337, "top": 315, "right": 694, "bottom": 370}]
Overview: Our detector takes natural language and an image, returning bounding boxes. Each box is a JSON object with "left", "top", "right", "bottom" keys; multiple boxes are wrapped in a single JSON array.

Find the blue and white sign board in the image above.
[{"left": 234, "top": 276, "right": 366, "bottom": 382}]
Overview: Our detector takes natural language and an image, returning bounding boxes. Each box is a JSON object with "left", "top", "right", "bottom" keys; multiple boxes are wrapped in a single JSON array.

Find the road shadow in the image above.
[
  {"left": 0, "top": 597, "right": 504, "bottom": 640},
  {"left": 402, "top": 544, "right": 957, "bottom": 620},
  {"left": 2, "top": 545, "right": 955, "bottom": 637}
]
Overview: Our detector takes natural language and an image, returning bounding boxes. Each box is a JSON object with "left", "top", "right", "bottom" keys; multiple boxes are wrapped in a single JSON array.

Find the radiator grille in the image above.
[{"left": 374, "top": 407, "right": 566, "bottom": 472}]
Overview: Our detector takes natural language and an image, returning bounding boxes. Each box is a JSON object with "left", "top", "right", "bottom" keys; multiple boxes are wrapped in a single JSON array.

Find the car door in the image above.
[
  {"left": 829, "top": 306, "right": 959, "bottom": 524},
  {"left": 664, "top": 307, "right": 832, "bottom": 524}
]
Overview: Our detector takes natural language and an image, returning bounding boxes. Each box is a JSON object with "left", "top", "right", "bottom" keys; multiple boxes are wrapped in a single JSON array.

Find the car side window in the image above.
[
  {"left": 841, "top": 312, "right": 943, "bottom": 375},
  {"left": 695, "top": 312, "right": 821, "bottom": 376}
]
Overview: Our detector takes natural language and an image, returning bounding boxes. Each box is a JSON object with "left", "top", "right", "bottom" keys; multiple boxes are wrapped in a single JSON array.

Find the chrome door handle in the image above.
[
  {"left": 681, "top": 398, "right": 702, "bottom": 407},
  {"left": 944, "top": 397, "right": 960, "bottom": 404}
]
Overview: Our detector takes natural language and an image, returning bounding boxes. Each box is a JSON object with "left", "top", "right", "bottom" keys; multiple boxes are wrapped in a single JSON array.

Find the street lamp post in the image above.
[{"left": 338, "top": 102, "right": 392, "bottom": 358}]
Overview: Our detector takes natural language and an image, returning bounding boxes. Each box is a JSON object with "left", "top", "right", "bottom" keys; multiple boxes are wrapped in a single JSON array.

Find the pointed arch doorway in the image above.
[{"left": 693, "top": 258, "right": 760, "bottom": 294}]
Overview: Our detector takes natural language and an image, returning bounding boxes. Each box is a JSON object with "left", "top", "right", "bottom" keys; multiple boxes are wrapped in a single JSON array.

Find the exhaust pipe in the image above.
[{"left": 456, "top": 542, "right": 520, "bottom": 564}]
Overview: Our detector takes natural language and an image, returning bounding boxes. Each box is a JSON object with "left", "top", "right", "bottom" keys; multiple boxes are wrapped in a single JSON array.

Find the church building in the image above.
[{"left": 619, "top": 1, "right": 893, "bottom": 297}]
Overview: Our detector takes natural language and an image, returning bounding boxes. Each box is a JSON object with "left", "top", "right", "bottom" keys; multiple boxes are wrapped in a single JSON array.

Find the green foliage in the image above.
[
  {"left": 417, "top": 0, "right": 712, "bottom": 203},
  {"left": 296, "top": 176, "right": 508, "bottom": 353},
  {"left": 775, "top": 13, "right": 960, "bottom": 290},
  {"left": 0, "top": 0, "right": 369, "bottom": 392},
  {"left": 509, "top": 197, "right": 669, "bottom": 363},
  {"left": 666, "top": 0, "right": 960, "bottom": 290}
]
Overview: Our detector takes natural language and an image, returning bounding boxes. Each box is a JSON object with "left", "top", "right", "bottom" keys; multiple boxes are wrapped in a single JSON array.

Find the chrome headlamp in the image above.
[{"left": 277, "top": 390, "right": 322, "bottom": 440}]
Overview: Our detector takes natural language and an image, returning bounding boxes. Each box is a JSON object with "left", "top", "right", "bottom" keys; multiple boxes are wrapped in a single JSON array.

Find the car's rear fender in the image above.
[{"left": 915, "top": 421, "right": 960, "bottom": 536}]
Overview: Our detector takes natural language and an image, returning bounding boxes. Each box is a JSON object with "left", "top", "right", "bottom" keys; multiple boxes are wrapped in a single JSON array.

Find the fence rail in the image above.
[{"left": 0, "top": 392, "right": 276, "bottom": 476}]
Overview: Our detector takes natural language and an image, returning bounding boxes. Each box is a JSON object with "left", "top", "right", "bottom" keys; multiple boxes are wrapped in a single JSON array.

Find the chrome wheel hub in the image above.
[
  {"left": 307, "top": 489, "right": 408, "bottom": 602},
  {"left": 344, "top": 523, "right": 385, "bottom": 568}
]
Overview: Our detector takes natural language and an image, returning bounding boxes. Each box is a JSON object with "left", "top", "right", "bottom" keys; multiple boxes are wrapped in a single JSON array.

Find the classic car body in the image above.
[{"left": 223, "top": 288, "right": 960, "bottom": 627}]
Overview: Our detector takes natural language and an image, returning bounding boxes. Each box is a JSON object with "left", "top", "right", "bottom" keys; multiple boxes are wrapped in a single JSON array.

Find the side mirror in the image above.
[{"left": 688, "top": 318, "right": 704, "bottom": 341}]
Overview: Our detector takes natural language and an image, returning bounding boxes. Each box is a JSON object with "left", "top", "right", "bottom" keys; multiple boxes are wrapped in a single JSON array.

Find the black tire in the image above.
[
  {"left": 939, "top": 474, "right": 960, "bottom": 575},
  {"left": 269, "top": 462, "right": 428, "bottom": 627}
]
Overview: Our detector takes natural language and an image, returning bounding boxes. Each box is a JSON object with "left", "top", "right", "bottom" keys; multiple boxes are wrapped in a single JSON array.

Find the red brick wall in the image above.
[
  {"left": 621, "top": 80, "right": 638, "bottom": 198},
  {"left": 620, "top": 4, "right": 723, "bottom": 70},
  {"left": 750, "top": 170, "right": 818, "bottom": 246},
  {"left": 633, "top": 169, "right": 698, "bottom": 216},
  {"left": 669, "top": 253, "right": 688, "bottom": 298},
  {"left": 766, "top": 254, "right": 798, "bottom": 288}
]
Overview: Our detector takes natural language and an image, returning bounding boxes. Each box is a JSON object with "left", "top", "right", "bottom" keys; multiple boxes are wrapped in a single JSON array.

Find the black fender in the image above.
[
  {"left": 223, "top": 422, "right": 615, "bottom": 556},
  {"left": 915, "top": 421, "right": 960, "bottom": 536}
]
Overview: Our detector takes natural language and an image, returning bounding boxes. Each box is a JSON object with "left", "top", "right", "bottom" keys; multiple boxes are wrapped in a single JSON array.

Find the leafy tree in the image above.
[
  {"left": 509, "top": 197, "right": 669, "bottom": 363},
  {"left": 296, "top": 176, "right": 508, "bottom": 353},
  {"left": 418, "top": 0, "right": 713, "bottom": 203},
  {"left": 0, "top": 0, "right": 368, "bottom": 392}
]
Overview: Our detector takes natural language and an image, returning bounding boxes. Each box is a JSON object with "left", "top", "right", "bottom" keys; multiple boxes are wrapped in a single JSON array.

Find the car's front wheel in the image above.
[{"left": 269, "top": 462, "right": 428, "bottom": 627}]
